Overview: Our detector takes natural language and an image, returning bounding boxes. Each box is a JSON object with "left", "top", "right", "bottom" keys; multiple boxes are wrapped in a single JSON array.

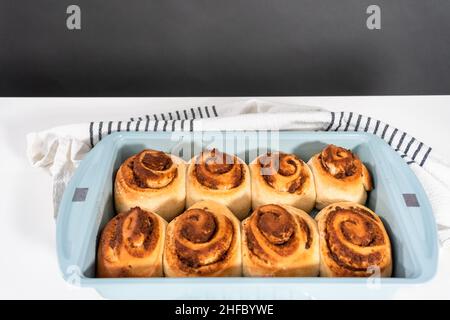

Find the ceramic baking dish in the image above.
[{"left": 56, "top": 131, "right": 438, "bottom": 299}]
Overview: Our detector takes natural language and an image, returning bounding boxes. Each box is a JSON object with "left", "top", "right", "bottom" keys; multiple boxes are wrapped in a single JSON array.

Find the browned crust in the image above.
[
  {"left": 319, "top": 145, "right": 361, "bottom": 179},
  {"left": 257, "top": 152, "right": 310, "bottom": 194},
  {"left": 307, "top": 145, "right": 373, "bottom": 209},
  {"left": 193, "top": 149, "right": 244, "bottom": 190},
  {"left": 97, "top": 207, "right": 164, "bottom": 278},
  {"left": 165, "top": 202, "right": 240, "bottom": 276},
  {"left": 117, "top": 149, "right": 179, "bottom": 191},
  {"left": 317, "top": 203, "right": 392, "bottom": 277},
  {"left": 243, "top": 204, "right": 316, "bottom": 271}
]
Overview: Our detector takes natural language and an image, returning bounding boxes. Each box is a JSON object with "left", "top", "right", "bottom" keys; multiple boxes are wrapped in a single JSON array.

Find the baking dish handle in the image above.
[
  {"left": 382, "top": 144, "right": 439, "bottom": 279},
  {"left": 55, "top": 142, "right": 107, "bottom": 281}
]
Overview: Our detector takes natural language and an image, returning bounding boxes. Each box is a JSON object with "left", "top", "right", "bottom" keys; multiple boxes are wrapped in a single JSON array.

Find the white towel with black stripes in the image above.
[{"left": 26, "top": 99, "right": 450, "bottom": 246}]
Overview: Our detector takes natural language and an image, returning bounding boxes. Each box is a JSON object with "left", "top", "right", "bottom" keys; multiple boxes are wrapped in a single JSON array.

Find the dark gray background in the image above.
[{"left": 1, "top": 0, "right": 450, "bottom": 96}]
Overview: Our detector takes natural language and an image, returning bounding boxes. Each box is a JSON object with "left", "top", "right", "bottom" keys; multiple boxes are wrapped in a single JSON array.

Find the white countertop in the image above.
[{"left": 1, "top": 96, "right": 449, "bottom": 299}]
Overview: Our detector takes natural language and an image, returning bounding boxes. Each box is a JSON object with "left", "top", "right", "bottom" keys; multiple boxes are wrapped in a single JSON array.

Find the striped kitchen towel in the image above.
[{"left": 26, "top": 99, "right": 450, "bottom": 245}]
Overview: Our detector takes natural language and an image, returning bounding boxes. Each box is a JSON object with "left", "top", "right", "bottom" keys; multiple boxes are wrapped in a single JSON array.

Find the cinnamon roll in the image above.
[
  {"left": 250, "top": 152, "right": 316, "bottom": 213},
  {"left": 163, "top": 200, "right": 242, "bottom": 277},
  {"left": 186, "top": 149, "right": 251, "bottom": 220},
  {"left": 97, "top": 207, "right": 167, "bottom": 278},
  {"left": 307, "top": 145, "right": 373, "bottom": 209},
  {"left": 242, "top": 204, "right": 319, "bottom": 277},
  {"left": 315, "top": 202, "right": 392, "bottom": 277},
  {"left": 114, "top": 149, "right": 186, "bottom": 221}
]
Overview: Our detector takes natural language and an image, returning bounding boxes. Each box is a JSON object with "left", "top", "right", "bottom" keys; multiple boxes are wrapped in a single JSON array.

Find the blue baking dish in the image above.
[{"left": 56, "top": 131, "right": 438, "bottom": 299}]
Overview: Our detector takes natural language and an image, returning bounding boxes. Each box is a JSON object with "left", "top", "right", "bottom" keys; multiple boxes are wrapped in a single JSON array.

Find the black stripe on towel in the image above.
[
  {"left": 107, "top": 121, "right": 113, "bottom": 135},
  {"left": 404, "top": 137, "right": 416, "bottom": 154},
  {"left": 354, "top": 114, "right": 362, "bottom": 131},
  {"left": 412, "top": 142, "right": 423, "bottom": 160},
  {"left": 117, "top": 121, "right": 122, "bottom": 132},
  {"left": 145, "top": 118, "right": 150, "bottom": 131},
  {"left": 419, "top": 147, "right": 432, "bottom": 167},
  {"left": 325, "top": 112, "right": 335, "bottom": 131},
  {"left": 407, "top": 160, "right": 415, "bottom": 165},
  {"left": 89, "top": 122, "right": 94, "bottom": 147},
  {"left": 153, "top": 114, "right": 158, "bottom": 121},
  {"left": 197, "top": 106, "right": 203, "bottom": 118},
  {"left": 135, "top": 120, "right": 141, "bottom": 131},
  {"left": 189, "top": 119, "right": 194, "bottom": 131},
  {"left": 181, "top": 119, "right": 185, "bottom": 131},
  {"left": 364, "top": 117, "right": 371, "bottom": 132},
  {"left": 334, "top": 112, "right": 344, "bottom": 131},
  {"left": 126, "top": 121, "right": 131, "bottom": 132},
  {"left": 401, "top": 154, "right": 407, "bottom": 158},
  {"left": 381, "top": 124, "right": 389, "bottom": 139},
  {"left": 183, "top": 110, "right": 188, "bottom": 119},
  {"left": 163, "top": 120, "right": 168, "bottom": 131},
  {"left": 388, "top": 128, "right": 398, "bottom": 146},
  {"left": 190, "top": 108, "right": 196, "bottom": 119},
  {"left": 169, "top": 112, "right": 173, "bottom": 120},
  {"left": 205, "top": 106, "right": 211, "bottom": 118},
  {"left": 344, "top": 112, "right": 353, "bottom": 131},
  {"left": 98, "top": 121, "right": 103, "bottom": 141},
  {"left": 373, "top": 120, "right": 381, "bottom": 135},
  {"left": 176, "top": 111, "right": 181, "bottom": 120},
  {"left": 212, "top": 105, "right": 219, "bottom": 117},
  {"left": 396, "top": 132, "right": 407, "bottom": 150},
  {"left": 153, "top": 120, "right": 159, "bottom": 131},
  {"left": 172, "top": 120, "right": 176, "bottom": 131},
  {"left": 161, "top": 113, "right": 166, "bottom": 121}
]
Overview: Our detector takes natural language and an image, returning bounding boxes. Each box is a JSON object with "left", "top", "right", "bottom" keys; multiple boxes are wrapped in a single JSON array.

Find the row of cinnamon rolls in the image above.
[
  {"left": 114, "top": 145, "right": 373, "bottom": 222},
  {"left": 97, "top": 201, "right": 392, "bottom": 278}
]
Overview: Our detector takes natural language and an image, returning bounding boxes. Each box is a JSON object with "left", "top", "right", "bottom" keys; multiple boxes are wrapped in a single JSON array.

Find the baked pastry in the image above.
[
  {"left": 163, "top": 200, "right": 242, "bottom": 277},
  {"left": 250, "top": 152, "right": 316, "bottom": 213},
  {"left": 242, "top": 204, "right": 319, "bottom": 277},
  {"left": 315, "top": 202, "right": 392, "bottom": 277},
  {"left": 114, "top": 149, "right": 186, "bottom": 221},
  {"left": 97, "top": 207, "right": 166, "bottom": 278},
  {"left": 307, "top": 144, "right": 373, "bottom": 209},
  {"left": 186, "top": 149, "right": 251, "bottom": 220}
]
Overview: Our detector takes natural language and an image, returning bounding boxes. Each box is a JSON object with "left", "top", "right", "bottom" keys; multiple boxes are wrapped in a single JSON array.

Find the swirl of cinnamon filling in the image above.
[
  {"left": 258, "top": 152, "right": 309, "bottom": 193},
  {"left": 319, "top": 145, "right": 361, "bottom": 179},
  {"left": 194, "top": 149, "right": 244, "bottom": 190},
  {"left": 98, "top": 207, "right": 162, "bottom": 277},
  {"left": 123, "top": 149, "right": 178, "bottom": 189},
  {"left": 322, "top": 205, "right": 391, "bottom": 276},
  {"left": 245, "top": 204, "right": 312, "bottom": 264},
  {"left": 171, "top": 208, "right": 236, "bottom": 274}
]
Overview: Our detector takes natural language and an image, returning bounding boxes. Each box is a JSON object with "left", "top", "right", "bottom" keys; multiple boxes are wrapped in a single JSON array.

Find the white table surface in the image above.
[{"left": 1, "top": 96, "right": 449, "bottom": 299}]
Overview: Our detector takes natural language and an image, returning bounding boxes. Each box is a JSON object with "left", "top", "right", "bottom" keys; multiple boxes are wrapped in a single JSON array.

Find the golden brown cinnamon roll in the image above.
[
  {"left": 163, "top": 200, "right": 242, "bottom": 277},
  {"left": 97, "top": 207, "right": 167, "bottom": 278},
  {"left": 250, "top": 152, "right": 316, "bottom": 213},
  {"left": 186, "top": 149, "right": 251, "bottom": 220},
  {"left": 307, "top": 145, "right": 373, "bottom": 209},
  {"left": 114, "top": 149, "right": 186, "bottom": 221},
  {"left": 315, "top": 202, "right": 392, "bottom": 277},
  {"left": 242, "top": 204, "right": 319, "bottom": 277}
]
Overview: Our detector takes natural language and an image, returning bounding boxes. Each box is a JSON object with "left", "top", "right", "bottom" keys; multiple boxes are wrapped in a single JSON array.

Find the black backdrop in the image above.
[{"left": 1, "top": 0, "right": 450, "bottom": 96}]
